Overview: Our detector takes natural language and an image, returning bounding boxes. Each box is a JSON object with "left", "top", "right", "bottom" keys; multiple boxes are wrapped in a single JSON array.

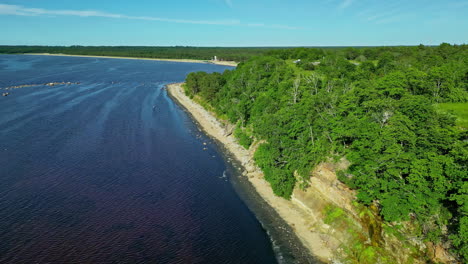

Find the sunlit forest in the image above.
[{"left": 184, "top": 43, "right": 468, "bottom": 261}]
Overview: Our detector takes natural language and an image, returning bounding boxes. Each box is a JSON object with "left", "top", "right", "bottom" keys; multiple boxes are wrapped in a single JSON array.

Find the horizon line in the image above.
[{"left": 0, "top": 43, "right": 465, "bottom": 49}]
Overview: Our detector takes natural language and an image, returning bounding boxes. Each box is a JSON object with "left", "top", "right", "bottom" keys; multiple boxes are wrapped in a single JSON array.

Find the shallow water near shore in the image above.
[
  {"left": 215, "top": 148, "right": 321, "bottom": 264},
  {"left": 169, "top": 90, "right": 322, "bottom": 264},
  {"left": 0, "top": 55, "right": 284, "bottom": 263}
]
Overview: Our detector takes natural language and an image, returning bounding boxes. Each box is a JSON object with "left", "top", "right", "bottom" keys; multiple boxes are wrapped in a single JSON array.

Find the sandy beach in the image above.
[
  {"left": 167, "top": 83, "right": 334, "bottom": 263},
  {"left": 23, "top": 53, "right": 238, "bottom": 67}
]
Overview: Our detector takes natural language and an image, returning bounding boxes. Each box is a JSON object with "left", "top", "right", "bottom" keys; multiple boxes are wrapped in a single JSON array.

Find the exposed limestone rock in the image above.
[
  {"left": 292, "top": 159, "right": 458, "bottom": 264},
  {"left": 223, "top": 123, "right": 235, "bottom": 136}
]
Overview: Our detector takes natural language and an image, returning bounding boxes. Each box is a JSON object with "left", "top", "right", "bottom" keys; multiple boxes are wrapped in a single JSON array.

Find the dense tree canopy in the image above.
[{"left": 184, "top": 44, "right": 468, "bottom": 261}]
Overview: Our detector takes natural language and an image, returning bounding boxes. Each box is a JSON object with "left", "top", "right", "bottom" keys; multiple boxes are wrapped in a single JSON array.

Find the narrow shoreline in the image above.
[
  {"left": 167, "top": 83, "right": 333, "bottom": 263},
  {"left": 20, "top": 53, "right": 238, "bottom": 67}
]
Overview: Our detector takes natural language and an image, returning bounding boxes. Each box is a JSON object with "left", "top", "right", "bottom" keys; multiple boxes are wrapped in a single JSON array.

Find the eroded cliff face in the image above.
[
  {"left": 211, "top": 121, "right": 459, "bottom": 263},
  {"left": 225, "top": 128, "right": 458, "bottom": 263},
  {"left": 167, "top": 83, "right": 459, "bottom": 264},
  {"left": 292, "top": 159, "right": 458, "bottom": 264}
]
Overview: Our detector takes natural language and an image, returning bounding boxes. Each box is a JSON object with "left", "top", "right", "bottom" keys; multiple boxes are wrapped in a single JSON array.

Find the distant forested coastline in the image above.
[
  {"left": 184, "top": 43, "right": 468, "bottom": 262},
  {"left": 0, "top": 45, "right": 280, "bottom": 62},
  {"left": 0, "top": 45, "right": 447, "bottom": 63}
]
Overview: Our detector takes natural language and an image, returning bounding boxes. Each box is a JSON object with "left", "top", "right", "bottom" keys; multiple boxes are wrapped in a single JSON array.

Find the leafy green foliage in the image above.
[
  {"left": 324, "top": 206, "right": 346, "bottom": 225},
  {"left": 234, "top": 125, "right": 252, "bottom": 149},
  {"left": 184, "top": 44, "right": 468, "bottom": 261}
]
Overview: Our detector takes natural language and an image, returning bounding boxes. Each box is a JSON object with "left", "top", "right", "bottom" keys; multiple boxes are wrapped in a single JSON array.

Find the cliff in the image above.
[{"left": 167, "top": 82, "right": 458, "bottom": 264}]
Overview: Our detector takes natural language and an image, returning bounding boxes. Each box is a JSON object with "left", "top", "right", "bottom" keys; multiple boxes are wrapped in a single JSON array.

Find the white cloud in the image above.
[
  {"left": 0, "top": 4, "right": 237, "bottom": 25},
  {"left": 0, "top": 4, "right": 299, "bottom": 30},
  {"left": 339, "top": 0, "right": 354, "bottom": 9},
  {"left": 451, "top": 0, "right": 468, "bottom": 8},
  {"left": 0, "top": 4, "right": 122, "bottom": 18}
]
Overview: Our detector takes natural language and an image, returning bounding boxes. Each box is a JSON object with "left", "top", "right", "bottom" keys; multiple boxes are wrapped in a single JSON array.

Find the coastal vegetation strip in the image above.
[
  {"left": 167, "top": 82, "right": 334, "bottom": 262},
  {"left": 182, "top": 43, "right": 468, "bottom": 263}
]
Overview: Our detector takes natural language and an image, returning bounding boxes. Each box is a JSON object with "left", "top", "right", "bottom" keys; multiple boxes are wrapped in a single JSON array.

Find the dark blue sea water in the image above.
[
  {"left": 0, "top": 55, "right": 319, "bottom": 264},
  {"left": 0, "top": 55, "right": 282, "bottom": 263}
]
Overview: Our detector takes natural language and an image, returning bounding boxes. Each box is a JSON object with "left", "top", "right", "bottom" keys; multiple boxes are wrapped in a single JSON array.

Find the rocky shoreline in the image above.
[{"left": 166, "top": 82, "right": 336, "bottom": 263}]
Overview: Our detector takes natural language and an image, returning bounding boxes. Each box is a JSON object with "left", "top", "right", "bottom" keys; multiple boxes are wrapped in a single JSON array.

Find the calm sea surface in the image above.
[{"left": 0, "top": 55, "right": 281, "bottom": 263}]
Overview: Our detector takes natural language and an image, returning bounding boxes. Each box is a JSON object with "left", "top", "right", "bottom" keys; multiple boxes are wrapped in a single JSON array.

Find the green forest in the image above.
[
  {"left": 0, "top": 45, "right": 278, "bottom": 62},
  {"left": 184, "top": 44, "right": 468, "bottom": 261}
]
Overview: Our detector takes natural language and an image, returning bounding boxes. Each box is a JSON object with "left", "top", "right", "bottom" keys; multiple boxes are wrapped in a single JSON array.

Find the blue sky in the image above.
[{"left": 0, "top": 0, "right": 467, "bottom": 46}]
